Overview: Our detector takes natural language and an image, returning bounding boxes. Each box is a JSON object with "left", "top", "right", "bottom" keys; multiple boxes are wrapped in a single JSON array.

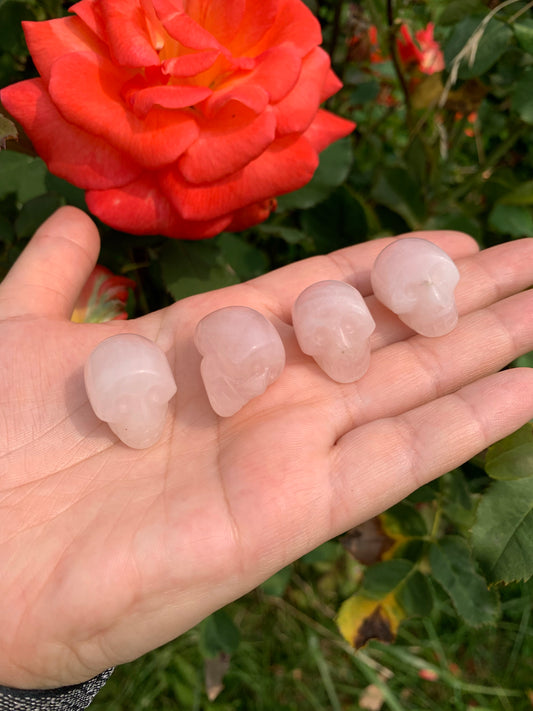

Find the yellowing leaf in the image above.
[
  {"left": 411, "top": 74, "right": 443, "bottom": 110},
  {"left": 337, "top": 593, "right": 405, "bottom": 649}
]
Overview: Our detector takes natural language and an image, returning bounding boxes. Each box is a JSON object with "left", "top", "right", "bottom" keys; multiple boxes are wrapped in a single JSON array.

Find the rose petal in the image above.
[
  {"left": 0, "top": 79, "right": 142, "bottom": 189},
  {"left": 185, "top": 0, "right": 246, "bottom": 46},
  {"left": 202, "top": 82, "right": 269, "bottom": 117},
  {"left": 125, "top": 82, "right": 212, "bottom": 119},
  {"left": 302, "top": 109, "right": 355, "bottom": 153},
  {"left": 226, "top": 0, "right": 279, "bottom": 55},
  {"left": 98, "top": 0, "right": 161, "bottom": 67},
  {"left": 48, "top": 52, "right": 199, "bottom": 168},
  {"left": 179, "top": 104, "right": 276, "bottom": 183},
  {"left": 153, "top": 0, "right": 222, "bottom": 51},
  {"left": 273, "top": 47, "right": 330, "bottom": 136},
  {"left": 225, "top": 198, "right": 277, "bottom": 232},
  {"left": 201, "top": 44, "right": 301, "bottom": 119},
  {"left": 160, "top": 134, "right": 319, "bottom": 221},
  {"left": 252, "top": 0, "right": 322, "bottom": 57},
  {"left": 86, "top": 175, "right": 232, "bottom": 238},
  {"left": 162, "top": 49, "right": 220, "bottom": 77},
  {"left": 321, "top": 68, "right": 343, "bottom": 102},
  {"left": 22, "top": 16, "right": 106, "bottom": 84},
  {"left": 69, "top": 0, "right": 106, "bottom": 42}
]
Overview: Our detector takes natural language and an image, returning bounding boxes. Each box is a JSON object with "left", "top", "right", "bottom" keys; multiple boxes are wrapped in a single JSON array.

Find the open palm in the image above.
[{"left": 2, "top": 207, "right": 533, "bottom": 690}]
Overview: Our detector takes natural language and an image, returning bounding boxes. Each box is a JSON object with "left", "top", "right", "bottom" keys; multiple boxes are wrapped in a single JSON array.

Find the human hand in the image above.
[{"left": 1, "top": 207, "right": 533, "bottom": 689}]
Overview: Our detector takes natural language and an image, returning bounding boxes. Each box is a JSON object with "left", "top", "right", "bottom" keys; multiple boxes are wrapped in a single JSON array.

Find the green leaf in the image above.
[
  {"left": 514, "top": 351, "right": 533, "bottom": 368},
  {"left": 0, "top": 1, "right": 33, "bottom": 53},
  {"left": 423, "top": 212, "right": 482, "bottom": 242},
  {"left": 371, "top": 167, "right": 426, "bottom": 229},
  {"left": 428, "top": 536, "right": 499, "bottom": 627},
  {"left": 485, "top": 423, "right": 533, "bottom": 481},
  {"left": 301, "top": 186, "right": 368, "bottom": 254},
  {"left": 441, "top": 470, "right": 476, "bottom": 531},
  {"left": 360, "top": 560, "right": 413, "bottom": 599},
  {"left": 444, "top": 16, "right": 513, "bottom": 80},
  {"left": 396, "top": 571, "right": 434, "bottom": 617},
  {"left": 488, "top": 204, "right": 533, "bottom": 238},
  {"left": 0, "top": 153, "right": 47, "bottom": 202},
  {"left": 512, "top": 67, "right": 533, "bottom": 124},
  {"left": 217, "top": 232, "right": 269, "bottom": 281},
  {"left": 45, "top": 172, "right": 87, "bottom": 210},
  {"left": 350, "top": 80, "right": 380, "bottom": 105},
  {"left": 257, "top": 223, "right": 309, "bottom": 245},
  {"left": 514, "top": 18, "right": 533, "bottom": 55},
  {"left": 471, "top": 478, "right": 533, "bottom": 583},
  {"left": 499, "top": 181, "right": 533, "bottom": 206},
  {"left": 160, "top": 239, "right": 238, "bottom": 301},
  {"left": 199, "top": 610, "right": 240, "bottom": 658},
  {"left": 438, "top": 0, "right": 486, "bottom": 26},
  {"left": 277, "top": 137, "right": 353, "bottom": 211},
  {"left": 260, "top": 565, "right": 293, "bottom": 597},
  {"left": 14, "top": 193, "right": 62, "bottom": 239},
  {"left": 382, "top": 501, "right": 428, "bottom": 538}
]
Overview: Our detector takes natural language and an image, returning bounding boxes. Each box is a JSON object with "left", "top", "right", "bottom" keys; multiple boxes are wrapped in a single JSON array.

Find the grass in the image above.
[{"left": 89, "top": 545, "right": 533, "bottom": 711}]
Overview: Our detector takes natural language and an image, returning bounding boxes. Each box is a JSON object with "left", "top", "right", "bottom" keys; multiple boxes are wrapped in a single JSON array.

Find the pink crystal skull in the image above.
[
  {"left": 84, "top": 334, "right": 177, "bottom": 449},
  {"left": 371, "top": 238, "right": 460, "bottom": 337},
  {"left": 292, "top": 280, "right": 376, "bottom": 383},
  {"left": 194, "top": 306, "right": 285, "bottom": 417}
]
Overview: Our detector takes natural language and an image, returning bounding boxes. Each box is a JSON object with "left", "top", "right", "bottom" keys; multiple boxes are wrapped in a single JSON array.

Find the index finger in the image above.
[{"left": 240, "top": 230, "right": 479, "bottom": 322}]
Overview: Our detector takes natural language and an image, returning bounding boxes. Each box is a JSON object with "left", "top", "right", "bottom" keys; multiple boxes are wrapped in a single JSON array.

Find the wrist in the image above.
[{"left": 0, "top": 669, "right": 114, "bottom": 710}]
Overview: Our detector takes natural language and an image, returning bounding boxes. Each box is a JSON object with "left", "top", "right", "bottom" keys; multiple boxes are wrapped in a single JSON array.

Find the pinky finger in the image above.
[{"left": 330, "top": 367, "right": 533, "bottom": 535}]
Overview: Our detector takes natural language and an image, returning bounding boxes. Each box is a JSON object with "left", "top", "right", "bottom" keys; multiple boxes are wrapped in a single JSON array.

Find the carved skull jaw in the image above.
[
  {"left": 85, "top": 334, "right": 177, "bottom": 449},
  {"left": 371, "top": 238, "right": 460, "bottom": 338},
  {"left": 311, "top": 342, "right": 372, "bottom": 384},
  {"left": 194, "top": 306, "right": 286, "bottom": 417},
  {"left": 396, "top": 283, "right": 459, "bottom": 337},
  {"left": 200, "top": 348, "right": 282, "bottom": 417},
  {"left": 105, "top": 385, "right": 171, "bottom": 449},
  {"left": 292, "top": 280, "right": 376, "bottom": 383}
]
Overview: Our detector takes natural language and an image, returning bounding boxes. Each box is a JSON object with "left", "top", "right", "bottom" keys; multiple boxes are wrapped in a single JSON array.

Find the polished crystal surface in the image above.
[
  {"left": 371, "top": 238, "right": 460, "bottom": 337},
  {"left": 84, "top": 334, "right": 177, "bottom": 449},
  {"left": 292, "top": 280, "right": 376, "bottom": 383},
  {"left": 194, "top": 306, "right": 285, "bottom": 417}
]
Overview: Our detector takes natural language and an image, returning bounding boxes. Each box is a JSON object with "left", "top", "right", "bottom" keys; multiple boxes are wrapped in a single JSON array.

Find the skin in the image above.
[{"left": 1, "top": 206, "right": 533, "bottom": 689}]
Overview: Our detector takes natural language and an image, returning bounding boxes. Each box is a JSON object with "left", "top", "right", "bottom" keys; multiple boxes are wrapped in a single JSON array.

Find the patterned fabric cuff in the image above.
[{"left": 0, "top": 669, "right": 113, "bottom": 711}]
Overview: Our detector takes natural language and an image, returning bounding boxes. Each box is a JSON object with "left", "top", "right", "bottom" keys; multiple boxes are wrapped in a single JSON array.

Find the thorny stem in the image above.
[
  {"left": 386, "top": 0, "right": 414, "bottom": 132},
  {"left": 327, "top": 0, "right": 344, "bottom": 72}
]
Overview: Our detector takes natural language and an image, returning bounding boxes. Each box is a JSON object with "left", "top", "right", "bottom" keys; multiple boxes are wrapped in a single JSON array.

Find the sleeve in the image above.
[{"left": 0, "top": 669, "right": 114, "bottom": 711}]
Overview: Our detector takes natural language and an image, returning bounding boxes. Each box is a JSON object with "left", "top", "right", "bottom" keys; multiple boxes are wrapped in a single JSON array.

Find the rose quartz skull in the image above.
[
  {"left": 371, "top": 238, "right": 460, "bottom": 337},
  {"left": 194, "top": 306, "right": 285, "bottom": 417},
  {"left": 292, "top": 280, "right": 376, "bottom": 383},
  {"left": 84, "top": 334, "right": 177, "bottom": 449}
]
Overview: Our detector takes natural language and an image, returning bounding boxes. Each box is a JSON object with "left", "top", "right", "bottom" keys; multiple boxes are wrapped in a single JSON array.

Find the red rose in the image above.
[
  {"left": 1, "top": 0, "right": 354, "bottom": 239},
  {"left": 396, "top": 23, "right": 445, "bottom": 76}
]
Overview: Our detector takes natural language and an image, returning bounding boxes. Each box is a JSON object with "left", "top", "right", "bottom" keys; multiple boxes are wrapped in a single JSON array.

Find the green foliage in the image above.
[
  {"left": 428, "top": 536, "right": 499, "bottom": 627},
  {"left": 472, "top": 477, "right": 533, "bottom": 584}
]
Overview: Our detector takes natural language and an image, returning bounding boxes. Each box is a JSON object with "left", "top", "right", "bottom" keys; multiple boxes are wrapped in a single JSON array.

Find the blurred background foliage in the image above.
[{"left": 2, "top": 0, "right": 533, "bottom": 708}]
